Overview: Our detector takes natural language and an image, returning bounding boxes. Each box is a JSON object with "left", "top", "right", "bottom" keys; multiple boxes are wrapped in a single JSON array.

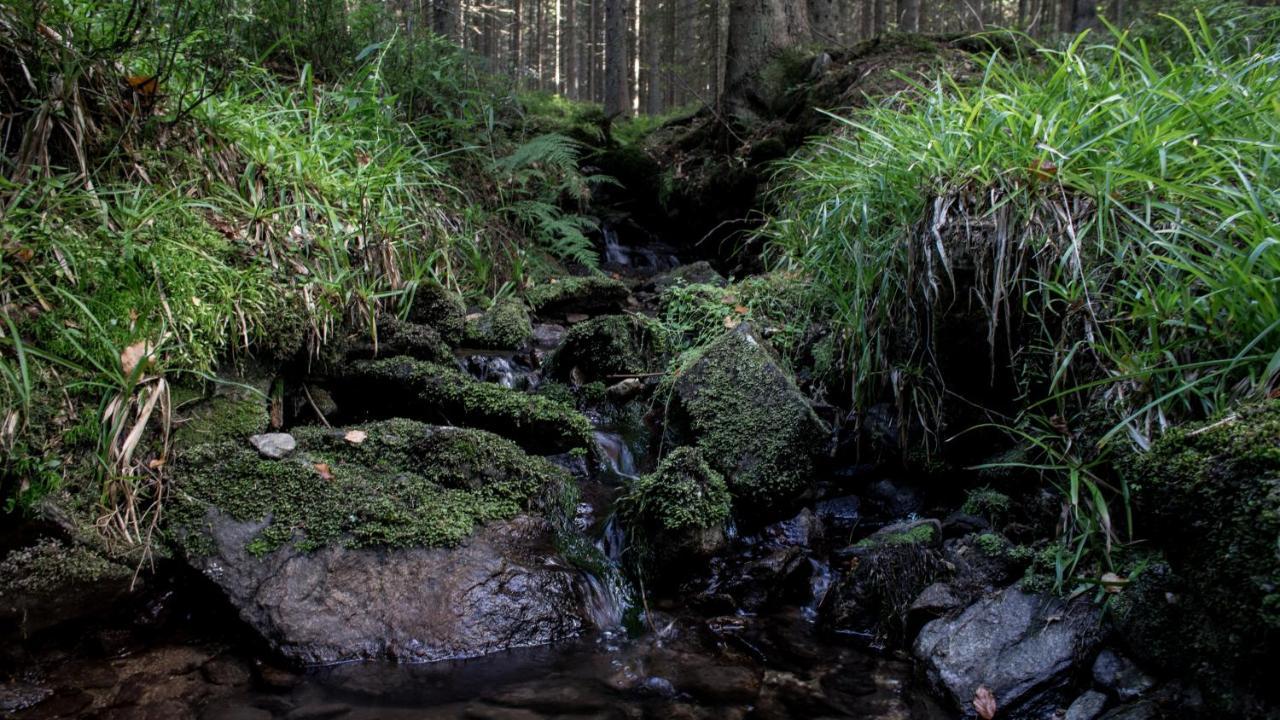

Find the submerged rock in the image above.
[
  {"left": 913, "top": 584, "right": 1103, "bottom": 717},
  {"left": 619, "top": 447, "right": 732, "bottom": 570},
  {"left": 334, "top": 357, "right": 594, "bottom": 454},
  {"left": 171, "top": 420, "right": 584, "bottom": 663},
  {"left": 668, "top": 324, "right": 828, "bottom": 509}
]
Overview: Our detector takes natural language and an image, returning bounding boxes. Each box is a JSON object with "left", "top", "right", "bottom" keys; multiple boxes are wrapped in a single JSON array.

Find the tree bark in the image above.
[
  {"left": 1071, "top": 0, "right": 1099, "bottom": 30},
  {"left": 860, "top": 0, "right": 873, "bottom": 38},
  {"left": 898, "top": 0, "right": 918, "bottom": 31},
  {"left": 642, "top": 0, "right": 663, "bottom": 113},
  {"left": 873, "top": 0, "right": 886, "bottom": 33},
  {"left": 604, "top": 0, "right": 629, "bottom": 115},
  {"left": 808, "top": 0, "right": 837, "bottom": 43},
  {"left": 563, "top": 0, "right": 577, "bottom": 96},
  {"left": 435, "top": 0, "right": 462, "bottom": 41},
  {"left": 722, "top": 0, "right": 810, "bottom": 116}
]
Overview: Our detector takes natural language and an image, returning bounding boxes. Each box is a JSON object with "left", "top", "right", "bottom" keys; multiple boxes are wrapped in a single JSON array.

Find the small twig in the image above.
[{"left": 303, "top": 384, "right": 332, "bottom": 428}]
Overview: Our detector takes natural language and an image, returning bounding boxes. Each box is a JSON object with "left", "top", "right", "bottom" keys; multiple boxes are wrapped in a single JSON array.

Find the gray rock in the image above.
[
  {"left": 910, "top": 582, "right": 963, "bottom": 616},
  {"left": 1098, "top": 700, "right": 1160, "bottom": 720},
  {"left": 0, "top": 682, "right": 52, "bottom": 713},
  {"left": 815, "top": 495, "right": 861, "bottom": 530},
  {"left": 188, "top": 513, "right": 584, "bottom": 664},
  {"left": 1092, "top": 649, "right": 1155, "bottom": 701},
  {"left": 913, "top": 585, "right": 1104, "bottom": 716},
  {"left": 1065, "top": 690, "right": 1110, "bottom": 720},
  {"left": 249, "top": 432, "right": 296, "bottom": 459}
]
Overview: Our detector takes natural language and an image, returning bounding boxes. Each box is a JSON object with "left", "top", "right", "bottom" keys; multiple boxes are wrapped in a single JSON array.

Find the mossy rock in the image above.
[
  {"left": 343, "top": 316, "right": 453, "bottom": 363},
  {"left": 408, "top": 283, "right": 466, "bottom": 345},
  {"left": 642, "top": 261, "right": 727, "bottom": 295},
  {"left": 547, "top": 314, "right": 668, "bottom": 383},
  {"left": 1116, "top": 402, "right": 1280, "bottom": 708},
  {"left": 170, "top": 419, "right": 574, "bottom": 556},
  {"left": 463, "top": 299, "right": 534, "bottom": 350},
  {"left": 621, "top": 447, "right": 732, "bottom": 535},
  {"left": 524, "top": 276, "right": 629, "bottom": 317},
  {"left": 618, "top": 447, "right": 731, "bottom": 576},
  {"left": 334, "top": 357, "right": 594, "bottom": 455},
  {"left": 172, "top": 377, "right": 271, "bottom": 450},
  {"left": 0, "top": 538, "right": 133, "bottom": 634},
  {"left": 668, "top": 324, "right": 828, "bottom": 510}
]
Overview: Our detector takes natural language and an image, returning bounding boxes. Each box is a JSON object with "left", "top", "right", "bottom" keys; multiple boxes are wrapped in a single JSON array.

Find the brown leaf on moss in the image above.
[{"left": 314, "top": 463, "right": 333, "bottom": 481}]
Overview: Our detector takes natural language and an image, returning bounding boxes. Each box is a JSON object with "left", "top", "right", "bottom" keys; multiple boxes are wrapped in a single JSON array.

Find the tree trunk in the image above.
[
  {"left": 860, "top": 0, "right": 873, "bottom": 38},
  {"left": 1071, "top": 0, "right": 1099, "bottom": 30},
  {"left": 722, "top": 0, "right": 810, "bottom": 117},
  {"left": 563, "top": 0, "right": 577, "bottom": 96},
  {"left": 1058, "top": 0, "right": 1072, "bottom": 32},
  {"left": 435, "top": 0, "right": 462, "bottom": 40},
  {"left": 708, "top": 0, "right": 721, "bottom": 100},
  {"left": 873, "top": 0, "right": 886, "bottom": 33},
  {"left": 604, "top": 0, "right": 630, "bottom": 115},
  {"left": 511, "top": 0, "right": 523, "bottom": 78},
  {"left": 898, "top": 0, "right": 918, "bottom": 31},
  {"left": 808, "top": 0, "right": 837, "bottom": 43},
  {"left": 641, "top": 0, "right": 663, "bottom": 113}
]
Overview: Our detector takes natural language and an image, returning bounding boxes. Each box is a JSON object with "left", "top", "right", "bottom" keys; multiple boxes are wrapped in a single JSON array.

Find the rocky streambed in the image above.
[{"left": 2, "top": 231, "right": 1276, "bottom": 719}]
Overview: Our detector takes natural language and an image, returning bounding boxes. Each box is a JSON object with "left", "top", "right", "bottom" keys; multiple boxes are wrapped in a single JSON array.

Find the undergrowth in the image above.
[{"left": 764, "top": 6, "right": 1280, "bottom": 591}]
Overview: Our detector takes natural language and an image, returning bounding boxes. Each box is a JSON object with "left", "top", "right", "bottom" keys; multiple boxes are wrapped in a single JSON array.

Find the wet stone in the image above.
[
  {"left": 0, "top": 682, "right": 51, "bottom": 713},
  {"left": 1092, "top": 649, "right": 1155, "bottom": 701},
  {"left": 1065, "top": 690, "right": 1110, "bottom": 720},
  {"left": 285, "top": 703, "right": 353, "bottom": 720}
]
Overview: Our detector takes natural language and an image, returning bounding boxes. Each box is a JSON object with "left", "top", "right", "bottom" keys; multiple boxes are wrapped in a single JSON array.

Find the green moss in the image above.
[
  {"left": 1019, "top": 545, "right": 1062, "bottom": 594},
  {"left": 341, "top": 357, "right": 594, "bottom": 453},
  {"left": 0, "top": 539, "right": 131, "bottom": 597},
  {"left": 346, "top": 316, "right": 453, "bottom": 362},
  {"left": 962, "top": 487, "right": 1011, "bottom": 524},
  {"left": 172, "top": 392, "right": 270, "bottom": 449},
  {"left": 854, "top": 521, "right": 937, "bottom": 550},
  {"left": 464, "top": 298, "right": 534, "bottom": 350},
  {"left": 669, "top": 324, "right": 826, "bottom": 508},
  {"left": 621, "top": 447, "right": 731, "bottom": 533},
  {"left": 170, "top": 419, "right": 572, "bottom": 555},
  {"left": 548, "top": 314, "right": 668, "bottom": 382},
  {"left": 408, "top": 282, "right": 466, "bottom": 344},
  {"left": 1116, "top": 402, "right": 1280, "bottom": 697},
  {"left": 524, "top": 275, "right": 629, "bottom": 315},
  {"left": 975, "top": 532, "right": 1007, "bottom": 556}
]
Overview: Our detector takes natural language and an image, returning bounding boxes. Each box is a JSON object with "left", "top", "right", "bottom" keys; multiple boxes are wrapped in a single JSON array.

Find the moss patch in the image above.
[
  {"left": 337, "top": 357, "right": 594, "bottom": 454},
  {"left": 854, "top": 520, "right": 938, "bottom": 550},
  {"left": 408, "top": 283, "right": 466, "bottom": 344},
  {"left": 0, "top": 539, "right": 131, "bottom": 597},
  {"left": 170, "top": 419, "right": 572, "bottom": 555},
  {"left": 345, "top": 316, "right": 453, "bottom": 363},
  {"left": 524, "top": 276, "right": 629, "bottom": 316},
  {"left": 548, "top": 314, "right": 668, "bottom": 383},
  {"left": 621, "top": 447, "right": 731, "bottom": 533},
  {"left": 668, "top": 324, "right": 827, "bottom": 509},
  {"left": 1116, "top": 401, "right": 1280, "bottom": 701},
  {"left": 172, "top": 388, "right": 270, "bottom": 449},
  {"left": 962, "top": 487, "right": 1011, "bottom": 525},
  {"left": 464, "top": 299, "right": 534, "bottom": 350}
]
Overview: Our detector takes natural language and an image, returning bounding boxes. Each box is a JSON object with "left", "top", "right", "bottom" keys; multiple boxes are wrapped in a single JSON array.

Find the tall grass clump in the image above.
[{"left": 764, "top": 7, "right": 1280, "bottom": 587}]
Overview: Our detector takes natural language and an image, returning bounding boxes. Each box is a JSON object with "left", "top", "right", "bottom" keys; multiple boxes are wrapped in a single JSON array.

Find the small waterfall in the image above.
[
  {"left": 593, "top": 431, "right": 637, "bottom": 479},
  {"left": 603, "top": 225, "right": 629, "bottom": 267},
  {"left": 460, "top": 354, "right": 532, "bottom": 390},
  {"left": 803, "top": 558, "right": 833, "bottom": 621},
  {"left": 580, "top": 515, "right": 633, "bottom": 632}
]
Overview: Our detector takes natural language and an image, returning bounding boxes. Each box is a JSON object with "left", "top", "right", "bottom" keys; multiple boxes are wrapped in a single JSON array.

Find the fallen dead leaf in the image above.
[
  {"left": 734, "top": 304, "right": 749, "bottom": 315},
  {"left": 314, "top": 463, "right": 333, "bottom": 481},
  {"left": 120, "top": 339, "right": 153, "bottom": 377},
  {"left": 723, "top": 314, "right": 741, "bottom": 330},
  {"left": 973, "top": 686, "right": 997, "bottom": 720},
  {"left": 1100, "top": 572, "right": 1128, "bottom": 593},
  {"left": 344, "top": 430, "right": 367, "bottom": 445}
]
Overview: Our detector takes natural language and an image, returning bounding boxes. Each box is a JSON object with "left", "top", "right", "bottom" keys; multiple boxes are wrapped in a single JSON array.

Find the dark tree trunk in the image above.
[
  {"left": 435, "top": 0, "right": 462, "bottom": 40},
  {"left": 708, "top": 0, "right": 721, "bottom": 100},
  {"left": 1071, "top": 0, "right": 1099, "bottom": 30},
  {"left": 604, "top": 0, "right": 630, "bottom": 115},
  {"left": 722, "top": 0, "right": 810, "bottom": 117},
  {"left": 642, "top": 0, "right": 663, "bottom": 113},
  {"left": 898, "top": 0, "right": 918, "bottom": 31},
  {"left": 808, "top": 0, "right": 837, "bottom": 42}
]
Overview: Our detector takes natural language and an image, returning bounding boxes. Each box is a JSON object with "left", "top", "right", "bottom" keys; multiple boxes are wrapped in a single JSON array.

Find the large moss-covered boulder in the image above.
[
  {"left": 525, "top": 276, "right": 629, "bottom": 317},
  {"left": 169, "top": 420, "right": 585, "bottom": 663},
  {"left": 334, "top": 357, "right": 594, "bottom": 455},
  {"left": 548, "top": 314, "right": 668, "bottom": 383},
  {"left": 619, "top": 447, "right": 732, "bottom": 570},
  {"left": 1117, "top": 402, "right": 1280, "bottom": 711},
  {"left": 463, "top": 299, "right": 534, "bottom": 350},
  {"left": 408, "top": 282, "right": 466, "bottom": 345},
  {"left": 668, "top": 324, "right": 828, "bottom": 509}
]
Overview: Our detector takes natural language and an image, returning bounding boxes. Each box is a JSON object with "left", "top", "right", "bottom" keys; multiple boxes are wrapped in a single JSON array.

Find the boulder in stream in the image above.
[
  {"left": 407, "top": 282, "right": 467, "bottom": 345},
  {"left": 668, "top": 323, "right": 828, "bottom": 509},
  {"left": 821, "top": 519, "right": 944, "bottom": 641},
  {"left": 618, "top": 446, "right": 732, "bottom": 572},
  {"left": 913, "top": 584, "right": 1103, "bottom": 717},
  {"left": 525, "top": 276, "right": 630, "bottom": 317},
  {"left": 170, "top": 419, "right": 586, "bottom": 663},
  {"left": 464, "top": 298, "right": 534, "bottom": 350},
  {"left": 547, "top": 314, "right": 668, "bottom": 383}
]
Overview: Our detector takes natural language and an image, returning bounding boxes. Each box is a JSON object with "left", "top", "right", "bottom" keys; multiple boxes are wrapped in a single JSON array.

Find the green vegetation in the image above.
[
  {"left": 619, "top": 447, "right": 732, "bottom": 533},
  {"left": 0, "top": 0, "right": 615, "bottom": 533},
  {"left": 548, "top": 314, "right": 670, "bottom": 382},
  {"left": 524, "top": 275, "right": 630, "bottom": 315},
  {"left": 172, "top": 419, "right": 572, "bottom": 555},
  {"left": 464, "top": 298, "right": 534, "bottom": 350},
  {"left": 342, "top": 357, "right": 595, "bottom": 453},
  {"left": 763, "top": 6, "right": 1280, "bottom": 588}
]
